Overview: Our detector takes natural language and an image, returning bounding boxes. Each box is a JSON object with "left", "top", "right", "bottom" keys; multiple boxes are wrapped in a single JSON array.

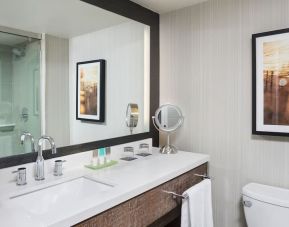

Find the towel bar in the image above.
[
  {"left": 162, "top": 173, "right": 211, "bottom": 199},
  {"left": 194, "top": 173, "right": 210, "bottom": 179},
  {"left": 162, "top": 190, "right": 187, "bottom": 199}
]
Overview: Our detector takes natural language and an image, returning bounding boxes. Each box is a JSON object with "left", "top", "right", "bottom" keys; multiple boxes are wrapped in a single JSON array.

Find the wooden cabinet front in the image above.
[{"left": 74, "top": 163, "right": 207, "bottom": 227}]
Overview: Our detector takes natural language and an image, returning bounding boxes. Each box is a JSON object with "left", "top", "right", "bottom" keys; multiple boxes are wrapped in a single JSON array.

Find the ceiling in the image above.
[
  {"left": 0, "top": 0, "right": 129, "bottom": 39},
  {"left": 131, "top": 0, "right": 208, "bottom": 14},
  {"left": 0, "top": 0, "right": 207, "bottom": 40}
]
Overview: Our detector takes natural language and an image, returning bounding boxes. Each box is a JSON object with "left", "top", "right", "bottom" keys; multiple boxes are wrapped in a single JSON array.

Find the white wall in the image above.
[
  {"left": 160, "top": 0, "right": 289, "bottom": 227},
  {"left": 69, "top": 21, "right": 150, "bottom": 145}
]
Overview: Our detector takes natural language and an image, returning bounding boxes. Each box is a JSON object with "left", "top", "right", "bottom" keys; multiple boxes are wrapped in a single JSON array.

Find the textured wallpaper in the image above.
[{"left": 160, "top": 0, "right": 289, "bottom": 226}]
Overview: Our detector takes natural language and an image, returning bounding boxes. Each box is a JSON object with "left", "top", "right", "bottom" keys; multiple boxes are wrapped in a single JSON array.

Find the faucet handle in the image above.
[
  {"left": 53, "top": 160, "right": 66, "bottom": 176},
  {"left": 12, "top": 167, "right": 27, "bottom": 186}
]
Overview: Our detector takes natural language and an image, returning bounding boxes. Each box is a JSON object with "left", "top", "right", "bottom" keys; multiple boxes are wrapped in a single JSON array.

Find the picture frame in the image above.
[
  {"left": 253, "top": 28, "right": 289, "bottom": 136},
  {"left": 76, "top": 59, "right": 105, "bottom": 122}
]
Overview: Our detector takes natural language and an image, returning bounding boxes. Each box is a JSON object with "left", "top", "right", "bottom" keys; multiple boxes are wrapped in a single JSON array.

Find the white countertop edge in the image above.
[{"left": 53, "top": 152, "right": 209, "bottom": 227}]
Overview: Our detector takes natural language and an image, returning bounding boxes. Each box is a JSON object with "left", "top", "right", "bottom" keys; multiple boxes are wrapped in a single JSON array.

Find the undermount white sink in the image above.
[{"left": 9, "top": 176, "right": 113, "bottom": 217}]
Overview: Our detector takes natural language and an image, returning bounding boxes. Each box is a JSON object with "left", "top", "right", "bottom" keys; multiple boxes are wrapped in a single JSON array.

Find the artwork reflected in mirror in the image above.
[
  {"left": 77, "top": 60, "right": 105, "bottom": 122},
  {"left": 253, "top": 29, "right": 289, "bottom": 135}
]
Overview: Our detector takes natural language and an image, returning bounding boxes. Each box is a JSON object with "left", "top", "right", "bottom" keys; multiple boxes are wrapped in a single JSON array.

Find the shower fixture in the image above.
[
  {"left": 20, "top": 107, "right": 29, "bottom": 122},
  {"left": 12, "top": 47, "right": 25, "bottom": 59}
]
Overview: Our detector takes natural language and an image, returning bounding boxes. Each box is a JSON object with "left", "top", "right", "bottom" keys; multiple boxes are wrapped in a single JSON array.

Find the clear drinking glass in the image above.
[{"left": 137, "top": 143, "right": 151, "bottom": 157}]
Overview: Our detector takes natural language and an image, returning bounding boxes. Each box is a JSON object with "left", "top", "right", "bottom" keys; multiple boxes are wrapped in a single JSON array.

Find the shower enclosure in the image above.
[{"left": 0, "top": 29, "right": 41, "bottom": 157}]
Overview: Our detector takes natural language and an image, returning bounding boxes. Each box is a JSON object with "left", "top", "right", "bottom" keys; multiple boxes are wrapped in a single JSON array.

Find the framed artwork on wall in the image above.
[
  {"left": 76, "top": 59, "right": 105, "bottom": 122},
  {"left": 253, "top": 28, "right": 289, "bottom": 136}
]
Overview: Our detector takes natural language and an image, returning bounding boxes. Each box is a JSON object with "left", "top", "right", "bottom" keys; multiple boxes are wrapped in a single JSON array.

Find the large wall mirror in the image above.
[{"left": 0, "top": 0, "right": 159, "bottom": 166}]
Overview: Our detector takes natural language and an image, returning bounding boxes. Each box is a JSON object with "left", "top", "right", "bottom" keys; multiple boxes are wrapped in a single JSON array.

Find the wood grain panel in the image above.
[
  {"left": 160, "top": 0, "right": 289, "bottom": 227},
  {"left": 74, "top": 163, "right": 207, "bottom": 227}
]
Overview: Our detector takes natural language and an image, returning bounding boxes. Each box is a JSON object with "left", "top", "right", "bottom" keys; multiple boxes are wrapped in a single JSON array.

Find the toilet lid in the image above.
[{"left": 243, "top": 183, "right": 289, "bottom": 208}]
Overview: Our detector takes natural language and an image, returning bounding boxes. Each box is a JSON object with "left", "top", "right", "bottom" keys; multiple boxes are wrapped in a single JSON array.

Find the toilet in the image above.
[{"left": 242, "top": 183, "right": 289, "bottom": 227}]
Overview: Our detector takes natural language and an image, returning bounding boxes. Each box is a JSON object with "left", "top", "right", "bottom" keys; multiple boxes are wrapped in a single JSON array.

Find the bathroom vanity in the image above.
[
  {"left": 0, "top": 141, "right": 209, "bottom": 227},
  {"left": 0, "top": 2, "right": 209, "bottom": 226},
  {"left": 75, "top": 163, "right": 207, "bottom": 227}
]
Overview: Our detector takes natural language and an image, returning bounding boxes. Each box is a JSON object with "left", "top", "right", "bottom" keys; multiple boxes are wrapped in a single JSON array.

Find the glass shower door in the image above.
[{"left": 0, "top": 32, "right": 41, "bottom": 157}]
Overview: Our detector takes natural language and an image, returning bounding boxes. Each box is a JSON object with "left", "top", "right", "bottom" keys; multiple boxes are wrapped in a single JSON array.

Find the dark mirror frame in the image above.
[{"left": 0, "top": 0, "right": 159, "bottom": 169}]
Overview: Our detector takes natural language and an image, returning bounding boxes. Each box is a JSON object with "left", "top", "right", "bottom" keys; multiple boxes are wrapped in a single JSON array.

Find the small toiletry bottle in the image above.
[
  {"left": 91, "top": 150, "right": 98, "bottom": 166},
  {"left": 105, "top": 147, "right": 111, "bottom": 163},
  {"left": 98, "top": 148, "right": 106, "bottom": 165}
]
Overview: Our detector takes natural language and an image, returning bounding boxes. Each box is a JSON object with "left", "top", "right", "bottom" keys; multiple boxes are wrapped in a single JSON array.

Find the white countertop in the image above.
[{"left": 0, "top": 147, "right": 209, "bottom": 227}]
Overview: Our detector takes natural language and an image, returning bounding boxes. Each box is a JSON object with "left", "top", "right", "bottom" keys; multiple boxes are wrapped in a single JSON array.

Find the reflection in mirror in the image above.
[
  {"left": 156, "top": 106, "right": 183, "bottom": 131},
  {"left": 0, "top": 0, "right": 150, "bottom": 158},
  {"left": 126, "top": 103, "right": 139, "bottom": 135},
  {"left": 0, "top": 32, "right": 41, "bottom": 157},
  {"left": 152, "top": 104, "right": 184, "bottom": 154}
]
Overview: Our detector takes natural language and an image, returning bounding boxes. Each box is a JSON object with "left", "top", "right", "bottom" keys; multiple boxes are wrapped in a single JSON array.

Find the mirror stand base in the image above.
[{"left": 159, "top": 145, "right": 178, "bottom": 154}]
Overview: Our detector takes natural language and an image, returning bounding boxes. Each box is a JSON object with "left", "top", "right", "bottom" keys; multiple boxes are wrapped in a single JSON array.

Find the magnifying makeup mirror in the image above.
[{"left": 152, "top": 104, "right": 184, "bottom": 154}]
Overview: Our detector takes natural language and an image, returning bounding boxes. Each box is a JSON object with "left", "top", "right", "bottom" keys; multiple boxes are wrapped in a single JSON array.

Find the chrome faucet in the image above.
[
  {"left": 20, "top": 132, "right": 36, "bottom": 153},
  {"left": 35, "top": 136, "right": 57, "bottom": 181}
]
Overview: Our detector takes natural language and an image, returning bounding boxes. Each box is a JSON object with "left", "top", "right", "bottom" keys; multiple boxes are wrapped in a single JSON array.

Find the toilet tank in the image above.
[{"left": 242, "top": 183, "right": 289, "bottom": 227}]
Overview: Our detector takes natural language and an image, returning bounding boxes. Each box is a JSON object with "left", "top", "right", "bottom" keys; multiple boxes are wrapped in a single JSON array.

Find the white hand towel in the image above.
[{"left": 181, "top": 179, "right": 214, "bottom": 227}]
